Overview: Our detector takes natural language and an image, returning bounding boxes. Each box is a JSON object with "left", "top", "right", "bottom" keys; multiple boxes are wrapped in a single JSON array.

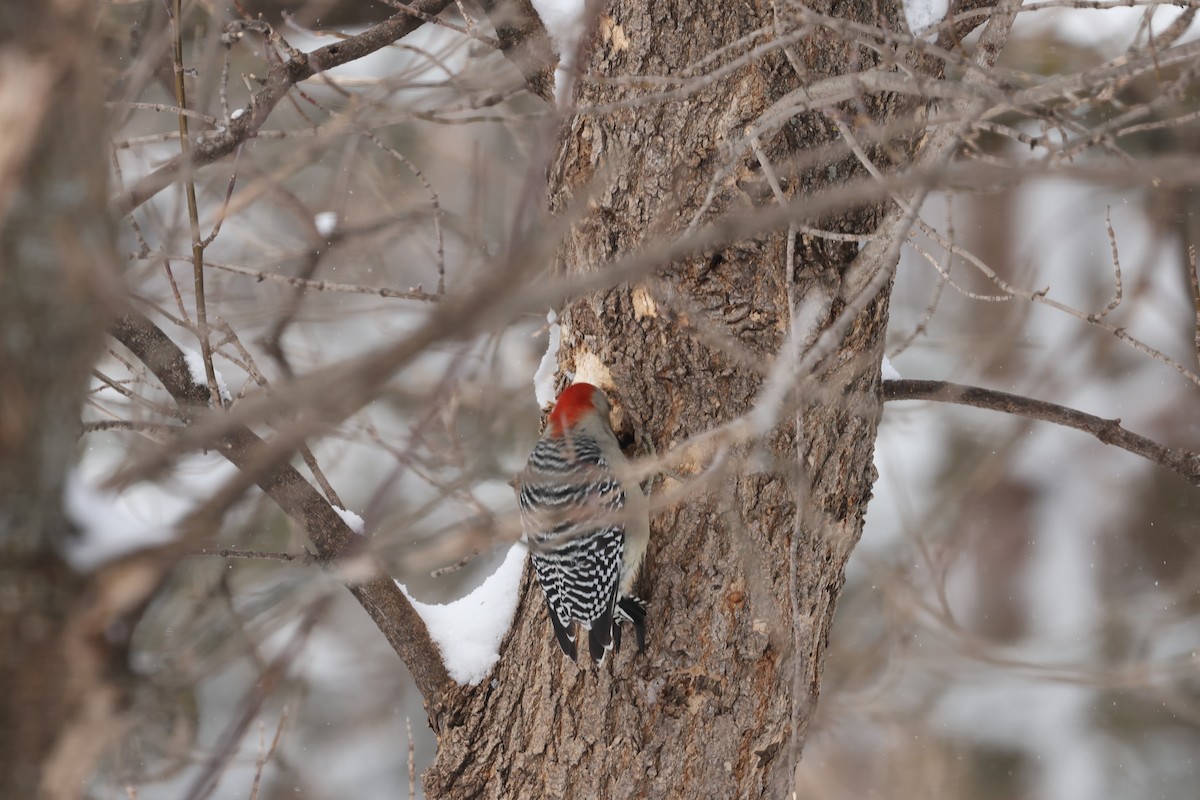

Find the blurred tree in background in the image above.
[{"left": 1, "top": 0, "right": 1199, "bottom": 798}]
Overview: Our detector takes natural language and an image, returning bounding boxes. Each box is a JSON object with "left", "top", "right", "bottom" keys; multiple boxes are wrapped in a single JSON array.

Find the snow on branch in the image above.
[
  {"left": 398, "top": 543, "right": 528, "bottom": 685},
  {"left": 181, "top": 346, "right": 232, "bottom": 403},
  {"left": 332, "top": 505, "right": 366, "bottom": 534},
  {"left": 112, "top": 311, "right": 454, "bottom": 700},
  {"left": 882, "top": 354, "right": 901, "bottom": 381}
]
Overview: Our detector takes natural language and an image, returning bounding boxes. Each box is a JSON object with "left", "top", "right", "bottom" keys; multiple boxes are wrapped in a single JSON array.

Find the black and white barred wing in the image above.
[{"left": 518, "top": 435, "right": 626, "bottom": 661}]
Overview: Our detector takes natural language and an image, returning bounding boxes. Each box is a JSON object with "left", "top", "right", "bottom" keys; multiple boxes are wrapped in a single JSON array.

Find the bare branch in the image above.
[
  {"left": 1190, "top": 245, "right": 1200, "bottom": 369},
  {"left": 475, "top": 0, "right": 557, "bottom": 102},
  {"left": 182, "top": 597, "right": 327, "bottom": 800},
  {"left": 192, "top": 547, "right": 319, "bottom": 564},
  {"left": 247, "top": 706, "right": 289, "bottom": 800},
  {"left": 882, "top": 379, "right": 1200, "bottom": 486},
  {"left": 169, "top": 0, "right": 222, "bottom": 412},
  {"left": 1099, "top": 207, "right": 1124, "bottom": 319},
  {"left": 113, "top": 0, "right": 457, "bottom": 216},
  {"left": 110, "top": 311, "right": 454, "bottom": 704},
  {"left": 194, "top": 257, "right": 442, "bottom": 302}
]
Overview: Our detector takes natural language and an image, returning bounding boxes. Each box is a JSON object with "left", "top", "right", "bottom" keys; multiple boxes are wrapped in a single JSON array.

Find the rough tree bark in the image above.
[
  {"left": 0, "top": 1, "right": 128, "bottom": 797},
  {"left": 426, "top": 1, "right": 904, "bottom": 796}
]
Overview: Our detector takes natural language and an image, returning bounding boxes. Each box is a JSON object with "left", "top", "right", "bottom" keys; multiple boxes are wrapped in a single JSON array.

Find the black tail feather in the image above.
[
  {"left": 615, "top": 595, "right": 647, "bottom": 654},
  {"left": 588, "top": 600, "right": 615, "bottom": 662},
  {"left": 546, "top": 597, "right": 578, "bottom": 661}
]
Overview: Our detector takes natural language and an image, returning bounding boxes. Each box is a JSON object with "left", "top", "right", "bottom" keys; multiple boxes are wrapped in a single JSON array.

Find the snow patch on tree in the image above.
[
  {"left": 397, "top": 543, "right": 528, "bottom": 685},
  {"left": 882, "top": 354, "right": 901, "bottom": 381},
  {"left": 534, "top": 310, "right": 562, "bottom": 408},
  {"left": 903, "top": 0, "right": 948, "bottom": 38},
  {"left": 529, "top": 0, "right": 587, "bottom": 104}
]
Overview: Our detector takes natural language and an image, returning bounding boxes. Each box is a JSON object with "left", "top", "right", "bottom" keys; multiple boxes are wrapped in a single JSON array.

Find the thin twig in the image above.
[
  {"left": 200, "top": 147, "right": 242, "bottom": 248},
  {"left": 907, "top": 210, "right": 1200, "bottom": 387},
  {"left": 170, "top": 0, "right": 223, "bottom": 410},
  {"left": 210, "top": 318, "right": 345, "bottom": 508},
  {"left": 1190, "top": 245, "right": 1200, "bottom": 370},
  {"left": 891, "top": 200, "right": 954, "bottom": 357},
  {"left": 383, "top": 0, "right": 500, "bottom": 47},
  {"left": 1099, "top": 206, "right": 1124, "bottom": 319},
  {"left": 406, "top": 717, "right": 416, "bottom": 800},
  {"left": 363, "top": 131, "right": 446, "bottom": 294},
  {"left": 248, "top": 706, "right": 288, "bottom": 800},
  {"left": 106, "top": 101, "right": 220, "bottom": 124},
  {"left": 182, "top": 597, "right": 329, "bottom": 800},
  {"left": 115, "top": 0, "right": 460, "bottom": 216},
  {"left": 248, "top": 722, "right": 266, "bottom": 800},
  {"left": 186, "top": 257, "right": 442, "bottom": 302},
  {"left": 192, "top": 547, "right": 320, "bottom": 564},
  {"left": 82, "top": 420, "right": 182, "bottom": 435},
  {"left": 111, "top": 312, "right": 454, "bottom": 702}
]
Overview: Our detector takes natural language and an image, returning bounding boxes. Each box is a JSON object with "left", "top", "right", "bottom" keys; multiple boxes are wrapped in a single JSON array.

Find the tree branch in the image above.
[
  {"left": 475, "top": 0, "right": 557, "bottom": 102},
  {"left": 882, "top": 379, "right": 1200, "bottom": 486},
  {"left": 113, "top": 0, "right": 557, "bottom": 215},
  {"left": 113, "top": 0, "right": 455, "bottom": 217},
  {"left": 110, "top": 310, "right": 454, "bottom": 705}
]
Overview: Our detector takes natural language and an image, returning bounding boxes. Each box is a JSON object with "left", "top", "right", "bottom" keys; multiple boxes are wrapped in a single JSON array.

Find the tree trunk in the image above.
[
  {"left": 0, "top": 1, "right": 126, "bottom": 796},
  {"left": 426, "top": 1, "right": 900, "bottom": 797}
]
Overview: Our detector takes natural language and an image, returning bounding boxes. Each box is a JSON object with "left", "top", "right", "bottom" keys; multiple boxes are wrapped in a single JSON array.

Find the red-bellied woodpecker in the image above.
[{"left": 517, "top": 382, "right": 649, "bottom": 662}]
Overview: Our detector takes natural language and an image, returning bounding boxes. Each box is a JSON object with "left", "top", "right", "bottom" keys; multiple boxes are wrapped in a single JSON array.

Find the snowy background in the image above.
[{"left": 79, "top": 1, "right": 1200, "bottom": 797}]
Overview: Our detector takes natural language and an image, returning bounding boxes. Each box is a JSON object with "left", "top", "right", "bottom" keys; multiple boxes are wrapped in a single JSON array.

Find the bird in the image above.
[{"left": 517, "top": 382, "right": 649, "bottom": 662}]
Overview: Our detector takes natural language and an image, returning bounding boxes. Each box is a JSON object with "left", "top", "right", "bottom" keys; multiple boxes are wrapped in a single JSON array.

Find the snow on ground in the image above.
[{"left": 397, "top": 542, "right": 528, "bottom": 685}]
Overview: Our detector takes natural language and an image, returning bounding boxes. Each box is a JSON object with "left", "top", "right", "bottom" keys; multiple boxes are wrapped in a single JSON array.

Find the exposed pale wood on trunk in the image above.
[{"left": 426, "top": 2, "right": 904, "bottom": 796}]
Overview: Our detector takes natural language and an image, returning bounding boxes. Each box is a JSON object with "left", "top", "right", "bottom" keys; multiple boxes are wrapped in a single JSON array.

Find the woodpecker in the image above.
[{"left": 517, "top": 382, "right": 649, "bottom": 662}]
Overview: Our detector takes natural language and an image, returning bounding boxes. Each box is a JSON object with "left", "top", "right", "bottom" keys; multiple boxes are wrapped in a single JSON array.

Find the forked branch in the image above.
[
  {"left": 110, "top": 311, "right": 454, "bottom": 705},
  {"left": 114, "top": 0, "right": 555, "bottom": 216}
]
